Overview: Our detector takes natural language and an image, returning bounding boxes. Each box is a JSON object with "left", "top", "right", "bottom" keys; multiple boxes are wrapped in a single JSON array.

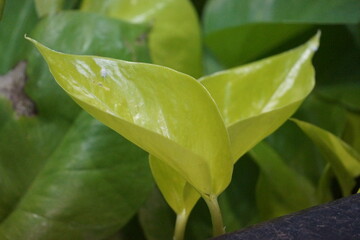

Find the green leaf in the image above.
[
  {"left": 0, "top": 112, "right": 153, "bottom": 240},
  {"left": 0, "top": 0, "right": 38, "bottom": 74},
  {"left": 203, "top": 0, "right": 360, "bottom": 67},
  {"left": 138, "top": 188, "right": 175, "bottom": 240},
  {"left": 343, "top": 112, "right": 360, "bottom": 153},
  {"left": 317, "top": 164, "right": 335, "bottom": 203},
  {"left": 35, "top": 0, "right": 63, "bottom": 17},
  {"left": 317, "top": 84, "right": 360, "bottom": 112},
  {"left": 0, "top": 0, "right": 4, "bottom": 20},
  {"left": 26, "top": 11, "right": 151, "bottom": 120},
  {"left": 250, "top": 141, "right": 317, "bottom": 220},
  {"left": 293, "top": 119, "right": 360, "bottom": 196},
  {"left": 311, "top": 26, "right": 360, "bottom": 86},
  {"left": 34, "top": 0, "right": 79, "bottom": 17},
  {"left": 26, "top": 38, "right": 233, "bottom": 196},
  {"left": 200, "top": 34, "right": 318, "bottom": 162},
  {"left": 149, "top": 155, "right": 200, "bottom": 239},
  {"left": 149, "top": 155, "right": 200, "bottom": 215},
  {"left": 0, "top": 11, "right": 154, "bottom": 238},
  {"left": 80, "top": 0, "right": 202, "bottom": 77},
  {"left": 218, "top": 155, "right": 260, "bottom": 231}
]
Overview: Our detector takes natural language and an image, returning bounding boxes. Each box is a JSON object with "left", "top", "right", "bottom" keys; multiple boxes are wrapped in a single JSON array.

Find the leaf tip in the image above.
[
  {"left": 24, "top": 34, "right": 36, "bottom": 44},
  {"left": 308, "top": 31, "right": 321, "bottom": 53}
]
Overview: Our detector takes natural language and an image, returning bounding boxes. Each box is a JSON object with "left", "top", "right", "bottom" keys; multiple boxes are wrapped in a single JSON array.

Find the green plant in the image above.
[
  {"left": 26, "top": 32, "right": 318, "bottom": 239},
  {"left": 0, "top": 1, "right": 359, "bottom": 240}
]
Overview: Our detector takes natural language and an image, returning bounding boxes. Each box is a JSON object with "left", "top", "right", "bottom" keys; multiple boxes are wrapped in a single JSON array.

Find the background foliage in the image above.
[{"left": 0, "top": 0, "right": 359, "bottom": 239}]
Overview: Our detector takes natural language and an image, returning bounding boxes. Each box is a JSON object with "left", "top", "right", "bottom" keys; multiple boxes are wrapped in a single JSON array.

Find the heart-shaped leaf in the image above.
[
  {"left": 81, "top": 0, "right": 202, "bottom": 77},
  {"left": 200, "top": 34, "right": 319, "bottom": 162},
  {"left": 27, "top": 38, "right": 233, "bottom": 196},
  {"left": 293, "top": 118, "right": 360, "bottom": 196}
]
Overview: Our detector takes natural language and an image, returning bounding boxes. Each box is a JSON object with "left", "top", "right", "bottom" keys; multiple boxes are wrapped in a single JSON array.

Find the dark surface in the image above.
[{"left": 212, "top": 194, "right": 360, "bottom": 240}]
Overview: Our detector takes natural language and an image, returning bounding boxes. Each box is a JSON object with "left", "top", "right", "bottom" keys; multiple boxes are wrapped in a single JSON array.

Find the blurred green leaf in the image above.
[
  {"left": 0, "top": 112, "right": 153, "bottom": 240},
  {"left": 293, "top": 119, "right": 360, "bottom": 196},
  {"left": 343, "top": 112, "right": 360, "bottom": 153},
  {"left": 296, "top": 94, "right": 348, "bottom": 136},
  {"left": 27, "top": 37, "right": 233, "bottom": 196},
  {"left": 317, "top": 164, "right": 336, "bottom": 203},
  {"left": 203, "top": 0, "right": 360, "bottom": 67},
  {"left": 348, "top": 24, "right": 360, "bottom": 48},
  {"left": 200, "top": 34, "right": 318, "bottom": 162},
  {"left": 250, "top": 142, "right": 317, "bottom": 220},
  {"left": 81, "top": 0, "right": 202, "bottom": 77},
  {"left": 34, "top": 0, "right": 80, "bottom": 17},
  {"left": 218, "top": 155, "right": 260, "bottom": 231},
  {"left": 114, "top": 216, "right": 147, "bottom": 240},
  {"left": 139, "top": 187, "right": 175, "bottom": 240},
  {"left": 312, "top": 26, "right": 360, "bottom": 86},
  {"left": 265, "top": 94, "right": 348, "bottom": 187},
  {"left": 0, "top": 0, "right": 38, "bottom": 74},
  {"left": 0, "top": 0, "right": 4, "bottom": 19},
  {"left": 317, "top": 84, "right": 360, "bottom": 112},
  {"left": 35, "top": 0, "right": 63, "bottom": 17},
  {"left": 265, "top": 121, "right": 325, "bottom": 185},
  {"left": 0, "top": 12, "right": 154, "bottom": 238}
]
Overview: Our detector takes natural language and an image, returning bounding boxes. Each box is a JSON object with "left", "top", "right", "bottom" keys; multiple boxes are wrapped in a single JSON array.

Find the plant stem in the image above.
[
  {"left": 203, "top": 194, "right": 225, "bottom": 237},
  {"left": 173, "top": 209, "right": 189, "bottom": 240}
]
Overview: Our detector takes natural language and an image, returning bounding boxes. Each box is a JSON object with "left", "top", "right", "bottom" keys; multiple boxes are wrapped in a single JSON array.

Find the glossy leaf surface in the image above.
[
  {"left": 293, "top": 119, "right": 360, "bottom": 196},
  {"left": 203, "top": 0, "right": 360, "bottom": 67},
  {"left": 149, "top": 155, "right": 200, "bottom": 214},
  {"left": 0, "top": 0, "right": 38, "bottom": 74},
  {"left": 1, "top": 12, "right": 153, "bottom": 238},
  {"left": 81, "top": 0, "right": 202, "bottom": 77},
  {"left": 0, "top": 112, "right": 153, "bottom": 240},
  {"left": 28, "top": 38, "right": 233, "bottom": 195},
  {"left": 250, "top": 142, "right": 317, "bottom": 219},
  {"left": 200, "top": 34, "right": 318, "bottom": 162},
  {"left": 26, "top": 11, "right": 151, "bottom": 120}
]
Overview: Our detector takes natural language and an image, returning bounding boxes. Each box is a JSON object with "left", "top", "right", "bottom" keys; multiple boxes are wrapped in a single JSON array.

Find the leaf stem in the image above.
[
  {"left": 173, "top": 209, "right": 189, "bottom": 240},
  {"left": 203, "top": 194, "right": 225, "bottom": 237}
]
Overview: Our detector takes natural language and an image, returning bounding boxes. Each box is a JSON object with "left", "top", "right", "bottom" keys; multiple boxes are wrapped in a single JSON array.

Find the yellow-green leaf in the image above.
[
  {"left": 26, "top": 37, "right": 232, "bottom": 196},
  {"left": 200, "top": 34, "right": 319, "bottom": 162},
  {"left": 149, "top": 155, "right": 200, "bottom": 215},
  {"left": 293, "top": 118, "right": 360, "bottom": 196},
  {"left": 81, "top": 0, "right": 202, "bottom": 78}
]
